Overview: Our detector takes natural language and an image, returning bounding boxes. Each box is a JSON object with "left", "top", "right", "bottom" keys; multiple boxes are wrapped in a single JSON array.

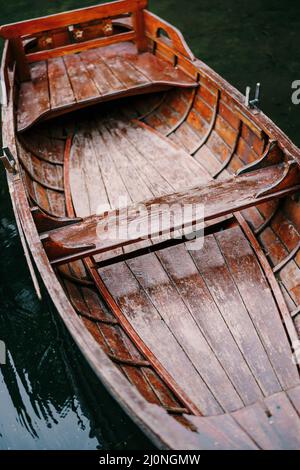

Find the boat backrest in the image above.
[{"left": 0, "top": 0, "right": 148, "bottom": 81}]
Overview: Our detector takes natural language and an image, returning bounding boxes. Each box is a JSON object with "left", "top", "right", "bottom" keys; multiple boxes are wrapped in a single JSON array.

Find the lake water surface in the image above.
[{"left": 0, "top": 0, "right": 300, "bottom": 449}]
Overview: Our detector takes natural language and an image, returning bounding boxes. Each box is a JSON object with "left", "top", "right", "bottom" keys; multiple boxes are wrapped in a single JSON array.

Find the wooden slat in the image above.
[
  {"left": 43, "top": 163, "right": 300, "bottom": 265},
  {"left": 190, "top": 232, "right": 282, "bottom": 397},
  {"left": 47, "top": 57, "right": 75, "bottom": 109},
  {"left": 216, "top": 226, "right": 299, "bottom": 390},
  {"left": 232, "top": 391, "right": 300, "bottom": 449},
  {"left": 126, "top": 251, "right": 245, "bottom": 411},
  {"left": 79, "top": 49, "right": 124, "bottom": 94},
  {"left": 17, "top": 61, "right": 50, "bottom": 131},
  {"left": 63, "top": 54, "right": 99, "bottom": 102},
  {"left": 158, "top": 244, "right": 264, "bottom": 405}
]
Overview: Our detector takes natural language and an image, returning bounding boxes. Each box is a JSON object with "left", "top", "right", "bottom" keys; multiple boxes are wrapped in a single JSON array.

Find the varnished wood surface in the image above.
[
  {"left": 2, "top": 0, "right": 300, "bottom": 449},
  {"left": 17, "top": 42, "right": 197, "bottom": 132},
  {"left": 61, "top": 111, "right": 299, "bottom": 417},
  {"left": 43, "top": 158, "right": 299, "bottom": 265}
]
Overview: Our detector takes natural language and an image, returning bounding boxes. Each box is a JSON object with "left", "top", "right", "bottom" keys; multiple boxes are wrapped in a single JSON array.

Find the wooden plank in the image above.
[
  {"left": 101, "top": 55, "right": 149, "bottom": 88},
  {"left": 143, "top": 10, "right": 195, "bottom": 61},
  {"left": 158, "top": 244, "right": 264, "bottom": 405},
  {"left": 187, "top": 414, "right": 258, "bottom": 450},
  {"left": 17, "top": 61, "right": 50, "bottom": 131},
  {"left": 74, "top": 116, "right": 223, "bottom": 414},
  {"left": 43, "top": 164, "right": 300, "bottom": 265},
  {"left": 263, "top": 392, "right": 300, "bottom": 448},
  {"left": 95, "top": 120, "right": 244, "bottom": 411},
  {"left": 190, "top": 232, "right": 282, "bottom": 397},
  {"left": 18, "top": 45, "right": 197, "bottom": 131},
  {"left": 79, "top": 48, "right": 124, "bottom": 94},
  {"left": 47, "top": 56, "right": 75, "bottom": 109},
  {"left": 126, "top": 251, "right": 245, "bottom": 412},
  {"left": 63, "top": 54, "right": 99, "bottom": 102},
  {"left": 122, "top": 120, "right": 209, "bottom": 187},
  {"left": 216, "top": 225, "right": 299, "bottom": 390},
  {"left": 232, "top": 392, "right": 300, "bottom": 449},
  {"left": 132, "top": 8, "right": 148, "bottom": 52},
  {"left": 26, "top": 31, "right": 136, "bottom": 63},
  {"left": 0, "top": 0, "right": 148, "bottom": 38}
]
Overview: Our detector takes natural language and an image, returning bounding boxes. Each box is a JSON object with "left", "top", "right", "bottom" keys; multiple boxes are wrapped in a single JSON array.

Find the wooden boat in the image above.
[{"left": 1, "top": 0, "right": 300, "bottom": 450}]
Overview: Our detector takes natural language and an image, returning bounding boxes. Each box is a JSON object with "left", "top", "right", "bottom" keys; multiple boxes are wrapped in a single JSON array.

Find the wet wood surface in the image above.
[
  {"left": 17, "top": 42, "right": 197, "bottom": 132},
  {"left": 43, "top": 157, "right": 299, "bottom": 265},
  {"left": 2, "top": 0, "right": 300, "bottom": 449}
]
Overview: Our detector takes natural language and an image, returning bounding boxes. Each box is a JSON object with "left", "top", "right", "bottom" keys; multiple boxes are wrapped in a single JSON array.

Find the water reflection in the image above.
[{"left": 0, "top": 172, "right": 153, "bottom": 450}]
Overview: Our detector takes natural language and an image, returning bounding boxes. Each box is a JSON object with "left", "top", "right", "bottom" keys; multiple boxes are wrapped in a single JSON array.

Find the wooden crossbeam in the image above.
[
  {"left": 0, "top": 0, "right": 148, "bottom": 81},
  {"left": 41, "top": 162, "right": 300, "bottom": 266},
  {"left": 0, "top": 1, "right": 148, "bottom": 39}
]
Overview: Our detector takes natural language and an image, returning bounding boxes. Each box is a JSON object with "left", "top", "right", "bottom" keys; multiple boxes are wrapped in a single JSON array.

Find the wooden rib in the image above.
[
  {"left": 191, "top": 89, "right": 219, "bottom": 155},
  {"left": 273, "top": 241, "right": 300, "bottom": 274},
  {"left": 64, "top": 134, "right": 75, "bottom": 216},
  {"left": 138, "top": 92, "right": 168, "bottom": 120},
  {"left": 165, "top": 406, "right": 189, "bottom": 415},
  {"left": 256, "top": 161, "right": 300, "bottom": 198},
  {"left": 107, "top": 353, "right": 151, "bottom": 367},
  {"left": 254, "top": 200, "right": 280, "bottom": 235},
  {"left": 18, "top": 134, "right": 64, "bottom": 166},
  {"left": 18, "top": 154, "right": 64, "bottom": 192},
  {"left": 234, "top": 108, "right": 264, "bottom": 139},
  {"left": 165, "top": 87, "right": 198, "bottom": 136},
  {"left": 56, "top": 266, "right": 94, "bottom": 287},
  {"left": 69, "top": 297, "right": 119, "bottom": 324},
  {"left": 212, "top": 120, "right": 242, "bottom": 178},
  {"left": 237, "top": 140, "right": 283, "bottom": 175}
]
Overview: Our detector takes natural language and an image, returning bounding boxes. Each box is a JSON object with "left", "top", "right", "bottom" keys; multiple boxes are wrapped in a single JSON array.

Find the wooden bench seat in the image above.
[
  {"left": 42, "top": 160, "right": 300, "bottom": 266},
  {"left": 17, "top": 42, "right": 197, "bottom": 132}
]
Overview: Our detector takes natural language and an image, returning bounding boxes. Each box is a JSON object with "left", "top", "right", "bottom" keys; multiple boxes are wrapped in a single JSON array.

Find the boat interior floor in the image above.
[
  {"left": 47, "top": 106, "right": 298, "bottom": 417},
  {"left": 17, "top": 42, "right": 197, "bottom": 132}
]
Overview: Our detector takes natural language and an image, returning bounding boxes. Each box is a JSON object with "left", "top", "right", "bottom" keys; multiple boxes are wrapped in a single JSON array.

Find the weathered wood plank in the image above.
[
  {"left": 47, "top": 56, "right": 75, "bottom": 109},
  {"left": 43, "top": 163, "right": 299, "bottom": 265},
  {"left": 216, "top": 226, "right": 299, "bottom": 390},
  {"left": 190, "top": 232, "right": 282, "bottom": 397}
]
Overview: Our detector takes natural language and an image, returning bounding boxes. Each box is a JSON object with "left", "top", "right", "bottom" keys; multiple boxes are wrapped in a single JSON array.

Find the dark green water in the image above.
[{"left": 0, "top": 0, "right": 299, "bottom": 450}]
